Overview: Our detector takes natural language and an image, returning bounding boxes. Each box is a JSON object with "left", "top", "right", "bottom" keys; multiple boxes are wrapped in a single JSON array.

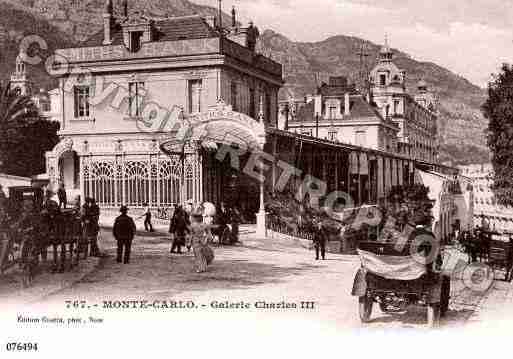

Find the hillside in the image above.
[
  {"left": 0, "top": 0, "right": 491, "bottom": 165},
  {"left": 0, "top": 0, "right": 75, "bottom": 91},
  {"left": 257, "top": 30, "right": 490, "bottom": 165}
]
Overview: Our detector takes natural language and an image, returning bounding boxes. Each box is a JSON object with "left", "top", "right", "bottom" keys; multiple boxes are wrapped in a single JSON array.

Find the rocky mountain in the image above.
[
  {"left": 0, "top": 0, "right": 75, "bottom": 91},
  {"left": 257, "top": 30, "right": 490, "bottom": 165},
  {"left": 0, "top": 0, "right": 491, "bottom": 165}
]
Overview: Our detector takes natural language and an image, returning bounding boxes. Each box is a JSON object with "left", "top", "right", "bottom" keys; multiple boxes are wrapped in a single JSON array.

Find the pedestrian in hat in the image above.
[
  {"left": 113, "top": 205, "right": 136, "bottom": 264},
  {"left": 169, "top": 205, "right": 190, "bottom": 254},
  {"left": 138, "top": 203, "right": 154, "bottom": 232},
  {"left": 312, "top": 219, "right": 328, "bottom": 260},
  {"left": 57, "top": 183, "right": 67, "bottom": 209}
]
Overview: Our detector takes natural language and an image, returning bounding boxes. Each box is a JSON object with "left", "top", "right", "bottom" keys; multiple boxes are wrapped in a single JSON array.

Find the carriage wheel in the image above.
[
  {"left": 427, "top": 303, "right": 440, "bottom": 328},
  {"left": 440, "top": 276, "right": 451, "bottom": 318},
  {"left": 358, "top": 295, "right": 373, "bottom": 323}
]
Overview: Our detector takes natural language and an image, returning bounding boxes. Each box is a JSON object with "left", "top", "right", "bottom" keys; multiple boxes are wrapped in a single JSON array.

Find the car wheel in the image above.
[{"left": 359, "top": 295, "right": 373, "bottom": 323}]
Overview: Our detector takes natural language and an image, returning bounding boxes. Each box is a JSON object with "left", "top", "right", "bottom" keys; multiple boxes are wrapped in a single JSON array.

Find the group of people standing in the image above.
[{"left": 112, "top": 202, "right": 238, "bottom": 273}]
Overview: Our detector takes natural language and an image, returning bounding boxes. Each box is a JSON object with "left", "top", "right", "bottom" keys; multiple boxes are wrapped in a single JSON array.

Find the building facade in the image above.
[
  {"left": 279, "top": 76, "right": 399, "bottom": 152},
  {"left": 369, "top": 40, "right": 438, "bottom": 163},
  {"left": 459, "top": 163, "right": 513, "bottom": 233},
  {"left": 45, "top": 2, "right": 282, "bottom": 219}
]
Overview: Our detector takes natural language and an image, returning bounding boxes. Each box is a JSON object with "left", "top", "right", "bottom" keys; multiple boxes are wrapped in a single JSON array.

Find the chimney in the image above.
[
  {"left": 344, "top": 93, "right": 350, "bottom": 116},
  {"left": 122, "top": 0, "right": 128, "bottom": 18},
  {"left": 231, "top": 6, "right": 237, "bottom": 28},
  {"left": 102, "top": 0, "right": 113, "bottom": 45}
]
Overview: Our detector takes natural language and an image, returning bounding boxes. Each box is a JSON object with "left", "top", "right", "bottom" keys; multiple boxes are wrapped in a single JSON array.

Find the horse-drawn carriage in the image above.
[
  {"left": 460, "top": 229, "right": 513, "bottom": 281},
  {"left": 0, "top": 186, "right": 44, "bottom": 286},
  {"left": 351, "top": 224, "right": 451, "bottom": 328},
  {"left": 481, "top": 231, "right": 513, "bottom": 282},
  {"left": 43, "top": 208, "right": 86, "bottom": 272},
  {"left": 1, "top": 186, "right": 91, "bottom": 286}
]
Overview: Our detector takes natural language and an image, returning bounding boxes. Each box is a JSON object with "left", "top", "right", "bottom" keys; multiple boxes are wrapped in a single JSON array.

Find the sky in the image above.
[{"left": 194, "top": 0, "right": 513, "bottom": 88}]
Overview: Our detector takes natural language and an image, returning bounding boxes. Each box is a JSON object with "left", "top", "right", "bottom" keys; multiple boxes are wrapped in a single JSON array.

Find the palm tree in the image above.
[
  {"left": 0, "top": 82, "right": 58, "bottom": 176},
  {"left": 0, "top": 83, "right": 39, "bottom": 128}
]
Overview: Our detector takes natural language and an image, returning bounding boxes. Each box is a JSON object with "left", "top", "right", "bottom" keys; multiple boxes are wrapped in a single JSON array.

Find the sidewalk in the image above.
[
  {"left": 0, "top": 256, "right": 101, "bottom": 308},
  {"left": 465, "top": 277, "right": 513, "bottom": 327}
]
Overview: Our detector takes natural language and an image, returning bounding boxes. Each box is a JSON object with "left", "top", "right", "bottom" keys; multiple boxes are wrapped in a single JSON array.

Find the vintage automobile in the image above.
[{"left": 351, "top": 224, "right": 451, "bottom": 328}]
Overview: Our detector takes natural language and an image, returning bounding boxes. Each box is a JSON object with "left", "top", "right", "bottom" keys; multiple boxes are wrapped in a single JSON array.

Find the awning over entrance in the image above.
[
  {"left": 159, "top": 101, "right": 266, "bottom": 155},
  {"left": 157, "top": 101, "right": 268, "bottom": 230}
]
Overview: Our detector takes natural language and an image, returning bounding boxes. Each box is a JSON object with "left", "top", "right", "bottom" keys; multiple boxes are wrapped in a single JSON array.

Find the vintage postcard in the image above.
[{"left": 0, "top": 0, "right": 512, "bottom": 357}]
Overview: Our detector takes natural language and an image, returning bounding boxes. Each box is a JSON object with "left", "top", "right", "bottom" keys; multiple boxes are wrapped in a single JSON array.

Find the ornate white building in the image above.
[
  {"left": 369, "top": 39, "right": 438, "bottom": 163},
  {"left": 459, "top": 163, "right": 513, "bottom": 233},
  {"left": 45, "top": 1, "right": 282, "bottom": 222},
  {"left": 280, "top": 76, "right": 399, "bottom": 152}
]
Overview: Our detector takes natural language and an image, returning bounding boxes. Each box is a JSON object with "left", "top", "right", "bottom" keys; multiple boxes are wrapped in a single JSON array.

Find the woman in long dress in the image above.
[{"left": 189, "top": 213, "right": 214, "bottom": 273}]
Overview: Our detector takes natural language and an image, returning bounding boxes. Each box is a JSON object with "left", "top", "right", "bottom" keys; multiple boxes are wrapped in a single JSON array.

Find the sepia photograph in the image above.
[{"left": 0, "top": 0, "right": 512, "bottom": 357}]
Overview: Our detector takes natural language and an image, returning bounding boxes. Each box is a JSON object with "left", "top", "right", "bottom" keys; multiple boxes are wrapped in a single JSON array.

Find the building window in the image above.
[
  {"left": 188, "top": 79, "right": 202, "bottom": 114},
  {"left": 393, "top": 100, "right": 400, "bottom": 114},
  {"left": 329, "top": 106, "right": 337, "bottom": 119},
  {"left": 249, "top": 88, "right": 255, "bottom": 118},
  {"left": 379, "top": 74, "right": 386, "bottom": 86},
  {"left": 129, "top": 31, "right": 143, "bottom": 52},
  {"left": 355, "top": 130, "right": 367, "bottom": 147},
  {"left": 73, "top": 86, "right": 90, "bottom": 118},
  {"left": 128, "top": 82, "right": 144, "bottom": 117},
  {"left": 328, "top": 130, "right": 338, "bottom": 141},
  {"left": 231, "top": 82, "right": 238, "bottom": 111}
]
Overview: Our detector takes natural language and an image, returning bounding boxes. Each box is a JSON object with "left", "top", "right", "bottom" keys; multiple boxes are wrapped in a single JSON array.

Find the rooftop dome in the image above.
[
  {"left": 378, "top": 34, "right": 393, "bottom": 61},
  {"left": 380, "top": 43, "right": 391, "bottom": 54},
  {"left": 417, "top": 79, "right": 428, "bottom": 92}
]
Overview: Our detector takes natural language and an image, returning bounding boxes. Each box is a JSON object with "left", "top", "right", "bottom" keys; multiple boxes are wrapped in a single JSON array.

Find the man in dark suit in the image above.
[
  {"left": 169, "top": 206, "right": 190, "bottom": 254},
  {"left": 313, "top": 219, "right": 329, "bottom": 260},
  {"left": 113, "top": 206, "right": 136, "bottom": 264},
  {"left": 57, "top": 183, "right": 67, "bottom": 209}
]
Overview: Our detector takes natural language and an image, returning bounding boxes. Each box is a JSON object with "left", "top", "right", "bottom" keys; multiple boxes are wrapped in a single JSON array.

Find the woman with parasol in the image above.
[{"left": 189, "top": 205, "right": 215, "bottom": 273}]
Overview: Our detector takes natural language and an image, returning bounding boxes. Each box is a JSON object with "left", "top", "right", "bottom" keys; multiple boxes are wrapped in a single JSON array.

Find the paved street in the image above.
[{"left": 3, "top": 226, "right": 496, "bottom": 331}]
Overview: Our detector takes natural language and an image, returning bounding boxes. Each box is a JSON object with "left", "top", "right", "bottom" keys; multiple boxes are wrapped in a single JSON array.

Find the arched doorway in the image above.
[{"left": 159, "top": 101, "right": 267, "bottom": 232}]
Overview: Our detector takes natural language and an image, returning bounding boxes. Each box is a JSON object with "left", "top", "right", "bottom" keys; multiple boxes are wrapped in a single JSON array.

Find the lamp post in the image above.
[{"left": 256, "top": 95, "right": 267, "bottom": 238}]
